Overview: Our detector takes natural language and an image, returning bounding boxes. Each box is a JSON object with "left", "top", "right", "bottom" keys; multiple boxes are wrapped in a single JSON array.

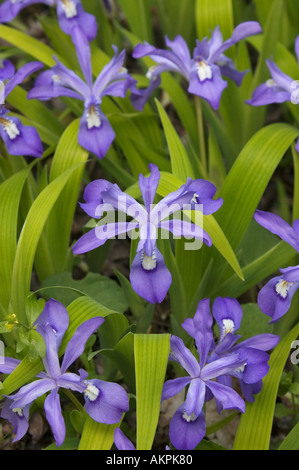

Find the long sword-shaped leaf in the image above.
[
  {"left": 134, "top": 333, "right": 170, "bottom": 450},
  {"left": 233, "top": 322, "right": 299, "bottom": 450},
  {"left": 195, "top": 0, "right": 234, "bottom": 40}
]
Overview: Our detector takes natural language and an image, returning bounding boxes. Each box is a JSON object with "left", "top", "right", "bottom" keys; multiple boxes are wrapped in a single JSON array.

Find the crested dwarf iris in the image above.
[
  {"left": 72, "top": 163, "right": 223, "bottom": 304},
  {"left": 28, "top": 26, "right": 136, "bottom": 160},
  {"left": 0, "top": 299, "right": 129, "bottom": 447},
  {"left": 246, "top": 35, "right": 299, "bottom": 151},
  {"left": 130, "top": 22, "right": 262, "bottom": 111},
  {"left": 162, "top": 298, "right": 279, "bottom": 450},
  {"left": 254, "top": 210, "right": 299, "bottom": 322},
  {"left": 0, "top": 61, "right": 44, "bottom": 158},
  {"left": 0, "top": 0, "right": 97, "bottom": 41}
]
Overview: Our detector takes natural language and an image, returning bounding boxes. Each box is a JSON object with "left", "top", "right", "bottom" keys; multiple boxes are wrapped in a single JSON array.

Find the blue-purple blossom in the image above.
[
  {"left": 0, "top": 0, "right": 97, "bottom": 41},
  {"left": 72, "top": 163, "right": 223, "bottom": 304},
  {"left": 130, "top": 22, "right": 262, "bottom": 111},
  {"left": 0, "top": 61, "right": 44, "bottom": 158},
  {"left": 28, "top": 26, "right": 136, "bottom": 159},
  {"left": 162, "top": 298, "right": 278, "bottom": 450},
  {"left": 246, "top": 35, "right": 299, "bottom": 151},
  {"left": 0, "top": 59, "right": 15, "bottom": 81},
  {"left": 0, "top": 299, "right": 129, "bottom": 447},
  {"left": 254, "top": 209, "right": 299, "bottom": 322}
]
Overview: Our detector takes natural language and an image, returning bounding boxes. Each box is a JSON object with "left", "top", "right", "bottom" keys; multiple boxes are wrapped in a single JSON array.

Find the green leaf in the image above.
[
  {"left": 41, "top": 272, "right": 128, "bottom": 313},
  {"left": 195, "top": 0, "right": 234, "bottom": 40},
  {"left": 233, "top": 321, "right": 299, "bottom": 450},
  {"left": 117, "top": 0, "right": 154, "bottom": 43},
  {"left": 10, "top": 162, "right": 86, "bottom": 325},
  {"left": 78, "top": 416, "right": 120, "bottom": 450},
  {"left": 278, "top": 421, "right": 299, "bottom": 450},
  {"left": 155, "top": 99, "right": 194, "bottom": 180},
  {"left": 134, "top": 333, "right": 170, "bottom": 450}
]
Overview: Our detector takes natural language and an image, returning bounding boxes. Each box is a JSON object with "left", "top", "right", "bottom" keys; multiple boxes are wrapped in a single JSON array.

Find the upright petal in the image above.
[
  {"left": 139, "top": 163, "right": 160, "bottom": 213},
  {"left": 185, "top": 378, "right": 206, "bottom": 417},
  {"left": 61, "top": 317, "right": 105, "bottom": 373},
  {"left": 70, "top": 25, "right": 93, "bottom": 88},
  {"left": 93, "top": 46, "right": 127, "bottom": 98},
  {"left": 169, "top": 335, "right": 200, "bottom": 377},
  {"left": 161, "top": 376, "right": 192, "bottom": 401},
  {"left": 182, "top": 298, "right": 214, "bottom": 368},
  {"left": 169, "top": 403, "right": 206, "bottom": 450},
  {"left": 4, "top": 61, "right": 44, "bottom": 98},
  {"left": 130, "top": 244, "right": 172, "bottom": 303},
  {"left": 44, "top": 389, "right": 66, "bottom": 447},
  {"left": 9, "top": 378, "right": 56, "bottom": 409},
  {"left": 79, "top": 179, "right": 113, "bottom": 218}
]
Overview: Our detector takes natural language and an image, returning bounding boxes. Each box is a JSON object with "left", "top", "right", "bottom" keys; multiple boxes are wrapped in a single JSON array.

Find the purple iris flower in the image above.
[
  {"left": 72, "top": 163, "right": 223, "bottom": 304},
  {"left": 28, "top": 26, "right": 136, "bottom": 159},
  {"left": 0, "top": 59, "right": 15, "bottom": 81},
  {"left": 0, "top": 61, "right": 44, "bottom": 157},
  {"left": 254, "top": 209, "right": 299, "bottom": 323},
  {"left": 161, "top": 299, "right": 246, "bottom": 450},
  {"left": 130, "top": 22, "right": 262, "bottom": 111},
  {"left": 0, "top": 0, "right": 97, "bottom": 41},
  {"left": 0, "top": 299, "right": 129, "bottom": 447},
  {"left": 246, "top": 35, "right": 299, "bottom": 151},
  {"left": 184, "top": 297, "right": 279, "bottom": 403}
]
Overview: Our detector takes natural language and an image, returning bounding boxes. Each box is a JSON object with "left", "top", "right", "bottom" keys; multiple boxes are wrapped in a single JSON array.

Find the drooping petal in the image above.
[
  {"left": 257, "top": 275, "right": 299, "bottom": 323},
  {"left": 239, "top": 379, "right": 263, "bottom": 403},
  {"left": 28, "top": 69, "right": 84, "bottom": 101},
  {"left": 217, "top": 55, "right": 247, "bottom": 86},
  {"left": 78, "top": 106, "right": 115, "bottom": 159},
  {"left": 61, "top": 317, "right": 105, "bottom": 373},
  {"left": 254, "top": 210, "right": 299, "bottom": 252},
  {"left": 114, "top": 428, "right": 136, "bottom": 450},
  {"left": 235, "top": 333, "right": 279, "bottom": 352},
  {"left": 181, "top": 298, "right": 214, "bottom": 368},
  {"left": 44, "top": 389, "right": 66, "bottom": 447},
  {"left": 1, "top": 399, "right": 30, "bottom": 443},
  {"left": 84, "top": 379, "right": 129, "bottom": 424},
  {"left": 101, "top": 183, "right": 146, "bottom": 221},
  {"left": 246, "top": 81, "right": 291, "bottom": 106},
  {"left": 56, "top": 0, "right": 97, "bottom": 42},
  {"left": 188, "top": 62, "right": 227, "bottom": 110},
  {"left": 169, "top": 403, "right": 206, "bottom": 451},
  {"left": 161, "top": 377, "right": 192, "bottom": 401},
  {"left": 206, "top": 380, "right": 245, "bottom": 413},
  {"left": 212, "top": 297, "right": 243, "bottom": 340},
  {"left": 234, "top": 348, "right": 270, "bottom": 385},
  {"left": 187, "top": 179, "right": 223, "bottom": 215},
  {"left": 57, "top": 372, "right": 87, "bottom": 393},
  {"left": 201, "top": 354, "right": 245, "bottom": 381},
  {"left": 0, "top": 115, "right": 43, "bottom": 158},
  {"left": 130, "top": 244, "right": 172, "bottom": 303},
  {"left": 0, "top": 357, "right": 21, "bottom": 374},
  {"left": 139, "top": 163, "right": 160, "bottom": 213},
  {"left": 168, "top": 335, "right": 200, "bottom": 377}
]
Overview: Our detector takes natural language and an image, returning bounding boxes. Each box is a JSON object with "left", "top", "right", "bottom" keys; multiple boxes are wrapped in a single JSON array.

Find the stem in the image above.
[
  {"left": 195, "top": 96, "right": 208, "bottom": 174},
  {"left": 62, "top": 388, "right": 86, "bottom": 414}
]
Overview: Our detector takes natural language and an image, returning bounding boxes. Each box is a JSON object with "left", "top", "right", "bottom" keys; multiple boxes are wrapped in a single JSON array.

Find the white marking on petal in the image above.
[
  {"left": 52, "top": 74, "right": 62, "bottom": 84},
  {"left": 86, "top": 105, "right": 101, "bottom": 129},
  {"left": 146, "top": 65, "right": 159, "bottom": 80},
  {"left": 266, "top": 79, "right": 277, "bottom": 88},
  {"left": 60, "top": 0, "right": 77, "bottom": 18},
  {"left": 12, "top": 407, "right": 23, "bottom": 417},
  {"left": 182, "top": 411, "right": 197, "bottom": 423},
  {"left": 84, "top": 383, "right": 99, "bottom": 402},
  {"left": 118, "top": 67, "right": 128, "bottom": 74},
  {"left": 142, "top": 251, "right": 157, "bottom": 271},
  {"left": 275, "top": 279, "right": 294, "bottom": 299},
  {"left": 191, "top": 193, "right": 199, "bottom": 204},
  {"left": 0, "top": 117, "right": 20, "bottom": 140},
  {"left": 196, "top": 61, "right": 212, "bottom": 82},
  {"left": 222, "top": 319, "right": 235, "bottom": 336}
]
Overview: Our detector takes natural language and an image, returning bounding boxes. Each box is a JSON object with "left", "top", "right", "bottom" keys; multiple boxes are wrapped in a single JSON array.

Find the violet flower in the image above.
[
  {"left": 72, "top": 163, "right": 223, "bottom": 304},
  {"left": 0, "top": 0, "right": 97, "bottom": 41},
  {"left": 162, "top": 299, "right": 246, "bottom": 450},
  {"left": 254, "top": 209, "right": 299, "bottom": 322},
  {"left": 246, "top": 35, "right": 299, "bottom": 151},
  {"left": 130, "top": 22, "right": 262, "bottom": 111},
  {"left": 162, "top": 297, "right": 278, "bottom": 450},
  {"left": 0, "top": 59, "right": 15, "bottom": 81},
  {"left": 28, "top": 26, "right": 136, "bottom": 159},
  {"left": 184, "top": 297, "right": 279, "bottom": 403},
  {"left": 0, "top": 61, "right": 44, "bottom": 157},
  {"left": 0, "top": 299, "right": 129, "bottom": 446}
]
